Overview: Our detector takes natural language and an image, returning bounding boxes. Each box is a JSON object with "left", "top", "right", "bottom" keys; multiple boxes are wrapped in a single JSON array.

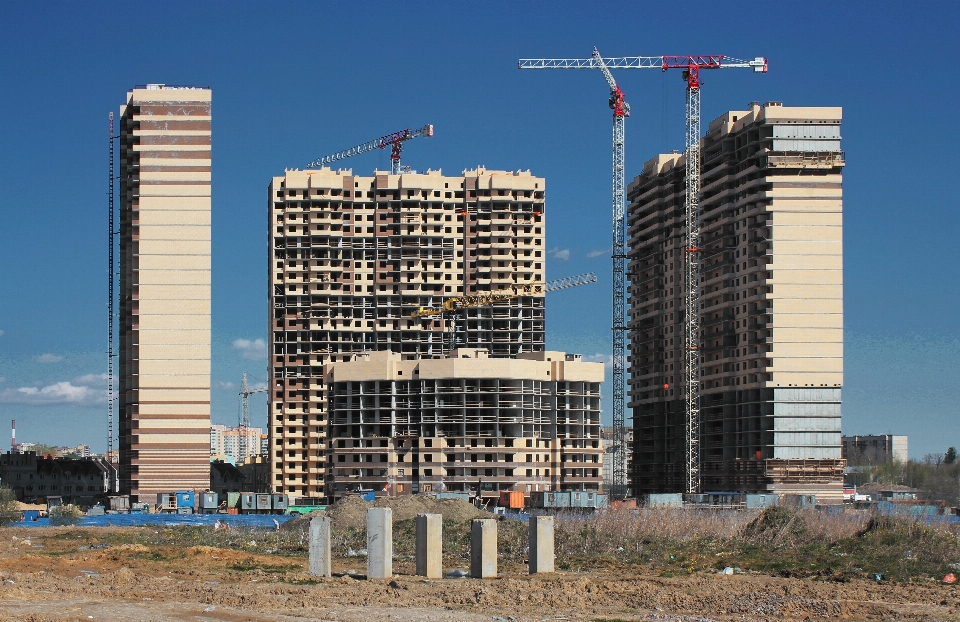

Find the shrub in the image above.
[
  {"left": 49, "top": 504, "right": 84, "bottom": 526},
  {"left": 0, "top": 487, "right": 20, "bottom": 526}
]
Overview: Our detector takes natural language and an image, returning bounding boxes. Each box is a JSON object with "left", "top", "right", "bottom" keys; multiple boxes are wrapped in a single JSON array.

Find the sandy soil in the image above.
[{"left": 0, "top": 526, "right": 958, "bottom": 621}]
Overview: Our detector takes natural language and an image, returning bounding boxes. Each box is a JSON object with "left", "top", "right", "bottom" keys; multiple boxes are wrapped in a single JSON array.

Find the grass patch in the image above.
[{"left": 228, "top": 561, "right": 300, "bottom": 574}]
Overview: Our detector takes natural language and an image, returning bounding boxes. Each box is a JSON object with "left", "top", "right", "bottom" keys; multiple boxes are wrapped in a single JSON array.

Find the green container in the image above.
[{"left": 227, "top": 492, "right": 241, "bottom": 508}]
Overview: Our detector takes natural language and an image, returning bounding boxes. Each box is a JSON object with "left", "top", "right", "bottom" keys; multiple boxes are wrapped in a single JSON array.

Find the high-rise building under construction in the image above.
[
  {"left": 268, "top": 167, "right": 546, "bottom": 498},
  {"left": 118, "top": 85, "right": 212, "bottom": 503},
  {"left": 627, "top": 102, "right": 845, "bottom": 502}
]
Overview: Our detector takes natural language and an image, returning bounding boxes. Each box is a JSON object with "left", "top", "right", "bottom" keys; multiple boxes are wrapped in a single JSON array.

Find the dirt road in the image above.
[{"left": 0, "top": 526, "right": 957, "bottom": 621}]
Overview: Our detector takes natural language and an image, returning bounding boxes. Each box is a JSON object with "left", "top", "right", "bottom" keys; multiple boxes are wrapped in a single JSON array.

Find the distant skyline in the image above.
[{"left": 1, "top": 2, "right": 958, "bottom": 458}]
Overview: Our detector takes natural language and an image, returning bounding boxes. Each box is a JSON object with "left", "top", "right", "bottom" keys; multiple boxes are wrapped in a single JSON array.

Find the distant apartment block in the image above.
[
  {"left": 627, "top": 102, "right": 845, "bottom": 502},
  {"left": 326, "top": 349, "right": 603, "bottom": 501},
  {"left": 601, "top": 426, "right": 633, "bottom": 492},
  {"left": 268, "top": 167, "right": 546, "bottom": 498},
  {"left": 210, "top": 424, "right": 268, "bottom": 464},
  {"left": 119, "top": 85, "right": 212, "bottom": 503},
  {"left": 842, "top": 435, "right": 908, "bottom": 464}
]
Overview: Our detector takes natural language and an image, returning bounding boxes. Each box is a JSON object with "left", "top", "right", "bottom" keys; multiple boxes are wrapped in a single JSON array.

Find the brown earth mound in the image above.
[{"left": 282, "top": 495, "right": 488, "bottom": 531}]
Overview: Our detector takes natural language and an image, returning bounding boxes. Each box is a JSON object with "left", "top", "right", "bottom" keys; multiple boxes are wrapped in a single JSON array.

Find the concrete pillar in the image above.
[
  {"left": 528, "top": 515, "right": 555, "bottom": 574},
  {"left": 415, "top": 513, "right": 442, "bottom": 578},
  {"left": 308, "top": 516, "right": 331, "bottom": 577},
  {"left": 366, "top": 507, "right": 392, "bottom": 579},
  {"left": 470, "top": 518, "right": 497, "bottom": 578}
]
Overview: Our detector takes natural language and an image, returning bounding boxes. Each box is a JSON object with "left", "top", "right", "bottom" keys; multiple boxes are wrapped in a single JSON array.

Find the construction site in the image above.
[{"left": 95, "top": 49, "right": 854, "bottom": 513}]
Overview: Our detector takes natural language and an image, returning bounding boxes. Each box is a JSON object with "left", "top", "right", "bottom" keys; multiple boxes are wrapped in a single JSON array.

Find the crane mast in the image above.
[
  {"left": 519, "top": 50, "right": 766, "bottom": 497},
  {"left": 682, "top": 68, "right": 702, "bottom": 495},
  {"left": 591, "top": 49, "right": 630, "bottom": 501},
  {"left": 238, "top": 372, "right": 267, "bottom": 462},
  {"left": 306, "top": 124, "right": 434, "bottom": 174}
]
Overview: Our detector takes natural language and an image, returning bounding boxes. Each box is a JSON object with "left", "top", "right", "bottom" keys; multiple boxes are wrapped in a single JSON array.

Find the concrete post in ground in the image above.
[
  {"left": 528, "top": 515, "right": 555, "bottom": 574},
  {"left": 470, "top": 518, "right": 497, "bottom": 578},
  {"left": 415, "top": 513, "right": 442, "bottom": 578},
  {"left": 308, "top": 516, "right": 331, "bottom": 577},
  {"left": 366, "top": 507, "right": 393, "bottom": 579}
]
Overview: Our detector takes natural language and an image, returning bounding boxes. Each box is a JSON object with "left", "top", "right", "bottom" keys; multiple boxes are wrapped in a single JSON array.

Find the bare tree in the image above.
[{"left": 923, "top": 453, "right": 946, "bottom": 470}]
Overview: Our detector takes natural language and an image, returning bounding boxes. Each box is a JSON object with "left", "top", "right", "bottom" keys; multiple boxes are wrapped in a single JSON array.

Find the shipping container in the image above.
[
  {"left": 643, "top": 493, "right": 683, "bottom": 508},
  {"left": 226, "top": 508, "right": 239, "bottom": 515},
  {"left": 227, "top": 492, "right": 241, "bottom": 509},
  {"left": 271, "top": 494, "right": 288, "bottom": 512},
  {"left": 596, "top": 494, "right": 609, "bottom": 508},
  {"left": 107, "top": 496, "right": 130, "bottom": 512},
  {"left": 571, "top": 491, "right": 600, "bottom": 508},
  {"left": 240, "top": 493, "right": 256, "bottom": 511},
  {"left": 175, "top": 491, "right": 195, "bottom": 508},
  {"left": 781, "top": 494, "right": 817, "bottom": 509},
  {"left": 176, "top": 507, "right": 193, "bottom": 515},
  {"left": 198, "top": 492, "right": 218, "bottom": 513},
  {"left": 529, "top": 491, "right": 570, "bottom": 509},
  {"left": 498, "top": 490, "right": 525, "bottom": 509},
  {"left": 256, "top": 494, "right": 272, "bottom": 511},
  {"left": 745, "top": 494, "right": 779, "bottom": 509}
]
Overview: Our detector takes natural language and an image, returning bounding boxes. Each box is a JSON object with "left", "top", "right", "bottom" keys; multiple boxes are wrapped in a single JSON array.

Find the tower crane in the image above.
[
  {"left": 519, "top": 50, "right": 766, "bottom": 497},
  {"left": 238, "top": 372, "right": 267, "bottom": 462},
  {"left": 306, "top": 124, "right": 434, "bottom": 174}
]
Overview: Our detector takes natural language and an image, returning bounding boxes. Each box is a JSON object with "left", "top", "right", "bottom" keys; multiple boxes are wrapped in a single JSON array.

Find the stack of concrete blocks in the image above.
[
  {"left": 309, "top": 516, "right": 332, "bottom": 577},
  {"left": 308, "top": 508, "right": 555, "bottom": 581},
  {"left": 367, "top": 508, "right": 393, "bottom": 579},
  {"left": 471, "top": 519, "right": 498, "bottom": 578},
  {"left": 416, "top": 513, "right": 443, "bottom": 579},
  {"left": 528, "top": 516, "right": 555, "bottom": 574}
]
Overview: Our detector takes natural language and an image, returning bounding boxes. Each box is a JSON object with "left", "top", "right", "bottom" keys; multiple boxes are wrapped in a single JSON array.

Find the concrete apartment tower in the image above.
[
  {"left": 118, "top": 85, "right": 212, "bottom": 503},
  {"left": 325, "top": 349, "right": 604, "bottom": 501},
  {"left": 627, "top": 102, "right": 845, "bottom": 502},
  {"left": 268, "top": 167, "right": 546, "bottom": 498}
]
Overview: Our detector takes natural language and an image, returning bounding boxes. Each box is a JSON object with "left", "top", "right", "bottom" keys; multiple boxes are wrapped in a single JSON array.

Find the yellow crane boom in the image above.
[{"left": 410, "top": 272, "right": 597, "bottom": 318}]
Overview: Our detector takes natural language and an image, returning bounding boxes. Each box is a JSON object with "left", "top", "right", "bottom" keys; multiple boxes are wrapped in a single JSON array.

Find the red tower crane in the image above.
[
  {"left": 306, "top": 124, "right": 434, "bottom": 174},
  {"left": 519, "top": 51, "right": 767, "bottom": 496}
]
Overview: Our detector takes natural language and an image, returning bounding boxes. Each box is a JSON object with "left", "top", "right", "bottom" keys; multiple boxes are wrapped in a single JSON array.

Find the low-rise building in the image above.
[
  {"left": 0, "top": 452, "right": 117, "bottom": 505},
  {"left": 841, "top": 435, "right": 908, "bottom": 464},
  {"left": 325, "top": 348, "right": 604, "bottom": 502}
]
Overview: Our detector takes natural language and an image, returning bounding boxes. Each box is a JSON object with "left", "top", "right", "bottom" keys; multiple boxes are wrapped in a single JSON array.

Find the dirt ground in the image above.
[{"left": 0, "top": 526, "right": 958, "bottom": 622}]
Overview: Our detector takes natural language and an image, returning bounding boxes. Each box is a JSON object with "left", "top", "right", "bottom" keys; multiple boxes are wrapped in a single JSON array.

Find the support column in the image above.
[
  {"left": 528, "top": 515, "right": 555, "bottom": 574},
  {"left": 415, "top": 513, "right": 442, "bottom": 578},
  {"left": 308, "top": 516, "right": 332, "bottom": 577},
  {"left": 470, "top": 518, "right": 497, "bottom": 578},
  {"left": 367, "top": 507, "right": 393, "bottom": 579}
]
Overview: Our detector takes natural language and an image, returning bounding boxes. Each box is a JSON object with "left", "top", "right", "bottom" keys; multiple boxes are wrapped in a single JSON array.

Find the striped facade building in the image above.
[{"left": 118, "top": 85, "right": 212, "bottom": 503}]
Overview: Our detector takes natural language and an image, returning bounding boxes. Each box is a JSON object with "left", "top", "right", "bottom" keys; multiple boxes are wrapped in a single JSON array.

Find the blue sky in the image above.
[{"left": 0, "top": 2, "right": 957, "bottom": 458}]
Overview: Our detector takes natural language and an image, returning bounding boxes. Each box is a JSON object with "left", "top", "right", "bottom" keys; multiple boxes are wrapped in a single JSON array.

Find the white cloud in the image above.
[
  {"left": 586, "top": 248, "right": 610, "bottom": 258},
  {"left": 73, "top": 373, "right": 108, "bottom": 386},
  {"left": 0, "top": 381, "right": 102, "bottom": 406},
  {"left": 36, "top": 354, "right": 64, "bottom": 364},
  {"left": 216, "top": 381, "right": 237, "bottom": 390},
  {"left": 0, "top": 329, "right": 4, "bottom": 337},
  {"left": 233, "top": 338, "right": 267, "bottom": 361},
  {"left": 582, "top": 353, "right": 614, "bottom": 369},
  {"left": 548, "top": 247, "right": 570, "bottom": 261}
]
